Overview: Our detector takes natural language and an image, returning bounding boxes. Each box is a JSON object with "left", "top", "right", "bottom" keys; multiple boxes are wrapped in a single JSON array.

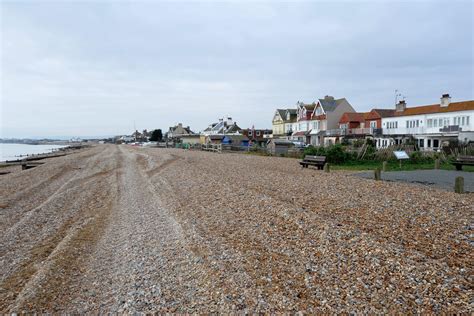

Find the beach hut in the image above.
[{"left": 267, "top": 139, "right": 295, "bottom": 155}]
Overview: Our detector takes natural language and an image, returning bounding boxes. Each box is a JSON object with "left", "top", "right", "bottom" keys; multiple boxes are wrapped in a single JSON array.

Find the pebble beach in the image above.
[{"left": 0, "top": 144, "right": 472, "bottom": 313}]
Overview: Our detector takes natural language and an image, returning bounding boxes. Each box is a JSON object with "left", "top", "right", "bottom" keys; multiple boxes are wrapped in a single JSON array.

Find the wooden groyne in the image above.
[{"left": 1, "top": 144, "right": 89, "bottom": 170}]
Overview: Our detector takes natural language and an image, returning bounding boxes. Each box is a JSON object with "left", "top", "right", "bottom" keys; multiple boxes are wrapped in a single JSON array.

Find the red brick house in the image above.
[
  {"left": 339, "top": 109, "right": 395, "bottom": 138},
  {"left": 242, "top": 128, "right": 272, "bottom": 146}
]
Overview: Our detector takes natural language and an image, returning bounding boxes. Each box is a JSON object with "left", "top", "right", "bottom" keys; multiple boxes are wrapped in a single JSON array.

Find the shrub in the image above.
[
  {"left": 304, "top": 144, "right": 353, "bottom": 164},
  {"left": 410, "top": 151, "right": 434, "bottom": 163}
]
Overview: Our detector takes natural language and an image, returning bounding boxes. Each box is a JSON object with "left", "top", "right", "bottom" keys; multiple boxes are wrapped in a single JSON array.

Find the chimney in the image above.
[
  {"left": 219, "top": 118, "right": 224, "bottom": 123},
  {"left": 440, "top": 93, "right": 451, "bottom": 107},
  {"left": 396, "top": 100, "right": 406, "bottom": 112},
  {"left": 324, "top": 95, "right": 335, "bottom": 101},
  {"left": 178, "top": 123, "right": 182, "bottom": 127}
]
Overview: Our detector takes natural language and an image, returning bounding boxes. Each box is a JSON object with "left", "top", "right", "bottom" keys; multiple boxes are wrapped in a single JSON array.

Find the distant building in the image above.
[
  {"left": 272, "top": 109, "right": 296, "bottom": 138},
  {"left": 376, "top": 94, "right": 474, "bottom": 150},
  {"left": 203, "top": 117, "right": 242, "bottom": 135},
  {"left": 338, "top": 109, "right": 392, "bottom": 140},
  {"left": 131, "top": 129, "right": 150, "bottom": 142},
  {"left": 267, "top": 139, "right": 295, "bottom": 155},
  {"left": 180, "top": 134, "right": 201, "bottom": 145},
  {"left": 241, "top": 128, "right": 272, "bottom": 146},
  {"left": 166, "top": 123, "right": 194, "bottom": 141},
  {"left": 201, "top": 117, "right": 242, "bottom": 144},
  {"left": 308, "top": 95, "right": 356, "bottom": 146}
]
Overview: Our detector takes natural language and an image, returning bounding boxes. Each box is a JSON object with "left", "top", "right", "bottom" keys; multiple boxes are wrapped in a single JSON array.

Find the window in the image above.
[
  {"left": 433, "top": 119, "right": 438, "bottom": 127},
  {"left": 386, "top": 121, "right": 398, "bottom": 129},
  {"left": 427, "top": 139, "right": 431, "bottom": 147},
  {"left": 416, "top": 120, "right": 419, "bottom": 127},
  {"left": 256, "top": 131, "right": 261, "bottom": 136},
  {"left": 438, "top": 118, "right": 443, "bottom": 127},
  {"left": 433, "top": 139, "right": 439, "bottom": 148},
  {"left": 461, "top": 117, "right": 465, "bottom": 126},
  {"left": 467, "top": 116, "right": 470, "bottom": 125},
  {"left": 419, "top": 139, "right": 424, "bottom": 147},
  {"left": 427, "top": 119, "right": 432, "bottom": 128},
  {"left": 370, "top": 121, "right": 377, "bottom": 128},
  {"left": 249, "top": 130, "right": 253, "bottom": 136}
]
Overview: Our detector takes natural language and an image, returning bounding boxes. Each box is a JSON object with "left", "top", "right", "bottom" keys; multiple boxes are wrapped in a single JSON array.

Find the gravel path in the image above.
[{"left": 0, "top": 145, "right": 472, "bottom": 313}]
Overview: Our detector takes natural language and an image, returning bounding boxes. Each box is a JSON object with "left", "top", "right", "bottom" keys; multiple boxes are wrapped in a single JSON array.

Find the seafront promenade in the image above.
[{"left": 0, "top": 145, "right": 472, "bottom": 313}]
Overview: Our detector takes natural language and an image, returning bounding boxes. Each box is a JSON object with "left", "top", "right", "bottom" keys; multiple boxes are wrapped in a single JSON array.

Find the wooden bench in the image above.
[
  {"left": 299, "top": 155, "right": 326, "bottom": 169},
  {"left": 452, "top": 155, "right": 474, "bottom": 171}
]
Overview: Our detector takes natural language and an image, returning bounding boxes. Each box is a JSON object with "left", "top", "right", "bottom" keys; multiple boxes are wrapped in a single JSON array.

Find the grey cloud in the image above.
[{"left": 1, "top": 1, "right": 472, "bottom": 137}]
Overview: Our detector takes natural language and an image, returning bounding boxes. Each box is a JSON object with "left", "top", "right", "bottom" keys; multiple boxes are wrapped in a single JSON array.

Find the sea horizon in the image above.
[{"left": 0, "top": 143, "right": 68, "bottom": 162}]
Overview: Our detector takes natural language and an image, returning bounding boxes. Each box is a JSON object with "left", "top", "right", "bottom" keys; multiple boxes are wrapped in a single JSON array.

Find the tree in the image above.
[{"left": 150, "top": 129, "right": 163, "bottom": 142}]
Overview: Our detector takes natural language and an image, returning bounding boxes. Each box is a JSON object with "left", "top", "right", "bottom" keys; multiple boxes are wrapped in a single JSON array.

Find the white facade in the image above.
[{"left": 379, "top": 110, "right": 474, "bottom": 150}]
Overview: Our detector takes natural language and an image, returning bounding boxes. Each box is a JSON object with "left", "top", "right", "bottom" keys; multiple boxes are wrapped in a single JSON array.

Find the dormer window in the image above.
[{"left": 315, "top": 107, "right": 323, "bottom": 116}]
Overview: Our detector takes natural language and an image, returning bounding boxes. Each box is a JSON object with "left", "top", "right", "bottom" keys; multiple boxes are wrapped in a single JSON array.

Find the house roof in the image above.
[
  {"left": 371, "top": 109, "right": 396, "bottom": 118},
  {"left": 271, "top": 139, "right": 294, "bottom": 145},
  {"left": 223, "top": 135, "right": 248, "bottom": 142},
  {"left": 276, "top": 109, "right": 287, "bottom": 118},
  {"left": 339, "top": 112, "right": 366, "bottom": 123},
  {"left": 301, "top": 104, "right": 316, "bottom": 111},
  {"left": 318, "top": 96, "right": 347, "bottom": 112},
  {"left": 293, "top": 131, "right": 307, "bottom": 136},
  {"left": 205, "top": 120, "right": 242, "bottom": 134},
  {"left": 392, "top": 100, "right": 474, "bottom": 117}
]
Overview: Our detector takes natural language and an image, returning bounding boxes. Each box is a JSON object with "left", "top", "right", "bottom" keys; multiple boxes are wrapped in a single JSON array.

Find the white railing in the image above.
[{"left": 383, "top": 127, "right": 426, "bottom": 135}]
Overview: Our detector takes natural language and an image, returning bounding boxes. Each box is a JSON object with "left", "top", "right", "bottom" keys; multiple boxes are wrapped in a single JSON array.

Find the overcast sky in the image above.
[{"left": 1, "top": 0, "right": 473, "bottom": 138}]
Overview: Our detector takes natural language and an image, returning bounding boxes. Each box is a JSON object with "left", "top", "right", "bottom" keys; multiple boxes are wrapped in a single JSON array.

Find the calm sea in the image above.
[{"left": 0, "top": 144, "right": 68, "bottom": 162}]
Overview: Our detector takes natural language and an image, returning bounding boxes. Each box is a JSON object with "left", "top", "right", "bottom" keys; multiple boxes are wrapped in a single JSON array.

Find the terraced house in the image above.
[
  {"left": 308, "top": 96, "right": 356, "bottom": 146},
  {"left": 290, "top": 102, "right": 316, "bottom": 143},
  {"left": 338, "top": 109, "right": 394, "bottom": 140},
  {"left": 376, "top": 94, "right": 474, "bottom": 150},
  {"left": 271, "top": 109, "right": 296, "bottom": 138}
]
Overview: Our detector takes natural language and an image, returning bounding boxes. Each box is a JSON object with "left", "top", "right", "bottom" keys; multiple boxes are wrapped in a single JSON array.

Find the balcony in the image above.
[
  {"left": 342, "top": 128, "right": 382, "bottom": 136},
  {"left": 439, "top": 125, "right": 461, "bottom": 133},
  {"left": 325, "top": 129, "right": 344, "bottom": 136},
  {"left": 383, "top": 127, "right": 426, "bottom": 135}
]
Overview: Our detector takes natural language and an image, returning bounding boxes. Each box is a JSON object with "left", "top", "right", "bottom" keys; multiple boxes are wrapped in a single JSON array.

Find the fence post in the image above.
[
  {"left": 454, "top": 176, "right": 464, "bottom": 194},
  {"left": 434, "top": 159, "right": 440, "bottom": 169},
  {"left": 324, "top": 163, "right": 330, "bottom": 173},
  {"left": 382, "top": 161, "right": 387, "bottom": 172},
  {"left": 374, "top": 168, "right": 381, "bottom": 181}
]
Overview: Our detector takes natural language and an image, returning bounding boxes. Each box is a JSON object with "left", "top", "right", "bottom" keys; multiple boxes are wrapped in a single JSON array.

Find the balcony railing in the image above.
[
  {"left": 336, "top": 128, "right": 382, "bottom": 136},
  {"left": 439, "top": 125, "right": 461, "bottom": 133},
  {"left": 325, "top": 129, "right": 344, "bottom": 136}
]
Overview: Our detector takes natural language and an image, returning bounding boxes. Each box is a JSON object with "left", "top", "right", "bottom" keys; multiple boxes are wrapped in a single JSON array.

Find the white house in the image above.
[
  {"left": 290, "top": 102, "right": 315, "bottom": 142},
  {"left": 377, "top": 94, "right": 474, "bottom": 150}
]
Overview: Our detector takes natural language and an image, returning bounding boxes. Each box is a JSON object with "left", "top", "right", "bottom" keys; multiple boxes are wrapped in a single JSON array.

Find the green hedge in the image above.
[{"left": 304, "top": 144, "right": 356, "bottom": 164}]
